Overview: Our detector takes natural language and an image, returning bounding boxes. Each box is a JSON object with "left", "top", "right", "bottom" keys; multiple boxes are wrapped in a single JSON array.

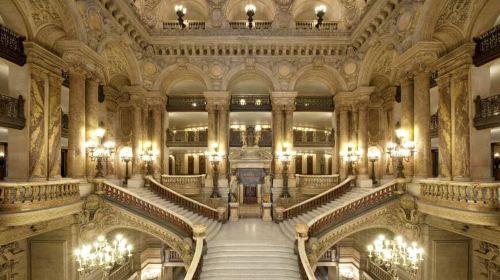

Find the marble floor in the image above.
[{"left": 211, "top": 218, "right": 292, "bottom": 244}]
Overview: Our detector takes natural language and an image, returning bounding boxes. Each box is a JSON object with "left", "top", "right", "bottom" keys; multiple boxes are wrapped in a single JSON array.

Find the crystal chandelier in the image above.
[
  {"left": 367, "top": 235, "right": 424, "bottom": 279},
  {"left": 75, "top": 234, "right": 133, "bottom": 277}
]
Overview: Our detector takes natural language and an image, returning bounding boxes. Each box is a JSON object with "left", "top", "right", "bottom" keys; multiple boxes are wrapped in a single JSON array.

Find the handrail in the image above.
[
  {"left": 109, "top": 258, "right": 133, "bottom": 280},
  {"left": 282, "top": 176, "right": 355, "bottom": 220},
  {"left": 147, "top": 177, "right": 222, "bottom": 221},
  {"left": 100, "top": 180, "right": 193, "bottom": 237},
  {"left": 0, "top": 179, "right": 80, "bottom": 211},
  {"left": 184, "top": 231, "right": 205, "bottom": 280},
  {"left": 366, "top": 259, "right": 392, "bottom": 280},
  {"left": 419, "top": 179, "right": 499, "bottom": 211},
  {"left": 307, "top": 180, "right": 400, "bottom": 237},
  {"left": 297, "top": 236, "right": 316, "bottom": 280}
]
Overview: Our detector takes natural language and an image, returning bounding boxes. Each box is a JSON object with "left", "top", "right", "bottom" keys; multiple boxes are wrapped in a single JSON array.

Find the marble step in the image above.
[
  {"left": 201, "top": 276, "right": 301, "bottom": 280},
  {"left": 200, "top": 268, "right": 301, "bottom": 277},
  {"left": 202, "top": 262, "right": 299, "bottom": 271},
  {"left": 204, "top": 251, "right": 297, "bottom": 260}
]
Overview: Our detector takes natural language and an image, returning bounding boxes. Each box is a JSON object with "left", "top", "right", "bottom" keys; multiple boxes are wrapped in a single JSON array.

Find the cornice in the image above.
[
  {"left": 24, "top": 42, "right": 66, "bottom": 75},
  {"left": 204, "top": 91, "right": 230, "bottom": 106},
  {"left": 435, "top": 43, "right": 475, "bottom": 77},
  {"left": 393, "top": 41, "right": 444, "bottom": 70},
  {"left": 271, "top": 91, "right": 298, "bottom": 107},
  {"left": 55, "top": 40, "right": 106, "bottom": 69},
  {"left": 0, "top": 201, "right": 82, "bottom": 227}
]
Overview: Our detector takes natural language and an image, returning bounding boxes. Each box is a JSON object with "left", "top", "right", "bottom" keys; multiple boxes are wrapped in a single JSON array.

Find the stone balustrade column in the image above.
[
  {"left": 400, "top": 76, "right": 415, "bottom": 177},
  {"left": 29, "top": 66, "right": 48, "bottom": 180},
  {"left": 436, "top": 74, "right": 452, "bottom": 180},
  {"left": 47, "top": 72, "right": 63, "bottom": 179},
  {"left": 413, "top": 70, "right": 432, "bottom": 179},
  {"left": 451, "top": 65, "right": 471, "bottom": 181},
  {"left": 67, "top": 69, "right": 86, "bottom": 179},
  {"left": 85, "top": 77, "right": 99, "bottom": 179}
]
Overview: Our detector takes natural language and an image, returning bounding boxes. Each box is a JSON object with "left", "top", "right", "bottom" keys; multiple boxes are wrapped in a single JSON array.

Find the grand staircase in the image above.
[{"left": 279, "top": 184, "right": 372, "bottom": 241}]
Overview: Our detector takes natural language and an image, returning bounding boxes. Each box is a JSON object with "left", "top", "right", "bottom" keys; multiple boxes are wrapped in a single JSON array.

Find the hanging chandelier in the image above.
[
  {"left": 367, "top": 235, "right": 423, "bottom": 279},
  {"left": 74, "top": 234, "right": 133, "bottom": 277}
]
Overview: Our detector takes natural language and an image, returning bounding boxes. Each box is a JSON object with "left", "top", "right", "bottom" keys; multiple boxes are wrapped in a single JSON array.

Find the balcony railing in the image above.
[
  {"left": 230, "top": 95, "right": 271, "bottom": 111},
  {"left": 295, "top": 21, "right": 339, "bottom": 31},
  {"left": 0, "top": 94, "right": 25, "bottom": 129},
  {"left": 293, "top": 129, "right": 334, "bottom": 147},
  {"left": 163, "top": 21, "right": 206, "bottom": 30},
  {"left": 229, "top": 127, "right": 272, "bottom": 147},
  {"left": 430, "top": 113, "right": 438, "bottom": 138},
  {"left": 61, "top": 112, "right": 69, "bottom": 138},
  {"left": 474, "top": 95, "right": 500, "bottom": 129},
  {"left": 366, "top": 259, "right": 393, "bottom": 280},
  {"left": 228, "top": 21, "right": 273, "bottom": 30},
  {"left": 166, "top": 128, "right": 207, "bottom": 147},
  {"left": 0, "top": 179, "right": 80, "bottom": 212},
  {"left": 0, "top": 23, "right": 26, "bottom": 66},
  {"left": 295, "top": 96, "right": 334, "bottom": 111},
  {"left": 160, "top": 174, "right": 205, "bottom": 196},
  {"left": 296, "top": 174, "right": 340, "bottom": 196},
  {"left": 166, "top": 96, "right": 206, "bottom": 112},
  {"left": 473, "top": 24, "right": 500, "bottom": 66}
]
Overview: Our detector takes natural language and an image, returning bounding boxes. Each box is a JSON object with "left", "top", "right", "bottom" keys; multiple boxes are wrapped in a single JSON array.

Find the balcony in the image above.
[
  {"left": 473, "top": 24, "right": 500, "bottom": 67},
  {"left": 293, "top": 129, "right": 334, "bottom": 147},
  {"left": 295, "top": 96, "right": 334, "bottom": 112},
  {"left": 229, "top": 126, "right": 272, "bottom": 147},
  {"left": 228, "top": 21, "right": 273, "bottom": 30},
  {"left": 230, "top": 95, "right": 271, "bottom": 111},
  {"left": 474, "top": 94, "right": 500, "bottom": 129},
  {"left": 430, "top": 112, "right": 438, "bottom": 138},
  {"left": 295, "top": 21, "right": 339, "bottom": 32},
  {"left": 163, "top": 21, "right": 206, "bottom": 30},
  {"left": 166, "top": 128, "right": 207, "bottom": 147},
  {"left": 166, "top": 96, "right": 206, "bottom": 112},
  {"left": 0, "top": 94, "right": 25, "bottom": 129},
  {"left": 0, "top": 23, "right": 26, "bottom": 66}
]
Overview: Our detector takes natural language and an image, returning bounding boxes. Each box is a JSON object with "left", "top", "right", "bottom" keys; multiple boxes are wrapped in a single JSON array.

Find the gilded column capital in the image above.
[{"left": 271, "top": 91, "right": 297, "bottom": 108}]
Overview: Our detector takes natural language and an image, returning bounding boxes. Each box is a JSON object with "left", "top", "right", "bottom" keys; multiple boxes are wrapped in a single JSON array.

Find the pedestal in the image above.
[
  {"left": 262, "top": 203, "right": 272, "bottom": 222},
  {"left": 229, "top": 202, "right": 239, "bottom": 222}
]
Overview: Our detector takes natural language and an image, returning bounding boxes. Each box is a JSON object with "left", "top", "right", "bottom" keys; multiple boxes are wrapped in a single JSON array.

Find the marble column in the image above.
[
  {"left": 451, "top": 65, "right": 471, "bottom": 181},
  {"left": 29, "top": 66, "right": 48, "bottom": 180},
  {"left": 132, "top": 103, "right": 144, "bottom": 176},
  {"left": 436, "top": 74, "right": 452, "bottom": 179},
  {"left": 162, "top": 108, "right": 170, "bottom": 175},
  {"left": 67, "top": 70, "right": 86, "bottom": 179},
  {"left": 85, "top": 78, "right": 99, "bottom": 179},
  {"left": 218, "top": 103, "right": 229, "bottom": 177},
  {"left": 284, "top": 105, "right": 295, "bottom": 178},
  {"left": 338, "top": 106, "right": 350, "bottom": 179},
  {"left": 206, "top": 105, "right": 217, "bottom": 180},
  {"left": 357, "top": 101, "right": 369, "bottom": 177},
  {"left": 152, "top": 104, "right": 163, "bottom": 177},
  {"left": 47, "top": 73, "right": 63, "bottom": 179},
  {"left": 104, "top": 95, "right": 118, "bottom": 179},
  {"left": 400, "top": 76, "right": 415, "bottom": 177},
  {"left": 272, "top": 106, "right": 284, "bottom": 178},
  {"left": 413, "top": 71, "right": 432, "bottom": 179}
]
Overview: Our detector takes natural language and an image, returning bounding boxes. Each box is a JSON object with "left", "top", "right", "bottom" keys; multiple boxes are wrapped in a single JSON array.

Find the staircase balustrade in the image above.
[
  {"left": 366, "top": 259, "right": 392, "bottom": 280},
  {"left": 0, "top": 179, "right": 80, "bottom": 211},
  {"left": 296, "top": 224, "right": 316, "bottom": 280},
  {"left": 160, "top": 174, "right": 205, "bottom": 195},
  {"left": 108, "top": 259, "right": 133, "bottom": 280},
  {"left": 419, "top": 179, "right": 499, "bottom": 211},
  {"left": 148, "top": 177, "right": 223, "bottom": 221},
  {"left": 279, "top": 177, "right": 355, "bottom": 221},
  {"left": 296, "top": 174, "right": 340, "bottom": 195},
  {"left": 307, "top": 180, "right": 400, "bottom": 237},
  {"left": 185, "top": 230, "right": 205, "bottom": 280}
]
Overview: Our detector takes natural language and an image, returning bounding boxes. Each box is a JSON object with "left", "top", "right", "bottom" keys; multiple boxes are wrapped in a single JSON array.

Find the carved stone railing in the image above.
[
  {"left": 474, "top": 95, "right": 500, "bottom": 129},
  {"left": 228, "top": 21, "right": 273, "bottom": 30},
  {"left": 419, "top": 179, "right": 499, "bottom": 212},
  {"left": 297, "top": 174, "right": 340, "bottom": 196},
  {"left": 229, "top": 127, "right": 272, "bottom": 147},
  {"left": 296, "top": 224, "right": 316, "bottom": 280},
  {"left": 366, "top": 259, "right": 392, "bottom": 280},
  {"left": 295, "top": 96, "right": 334, "bottom": 112},
  {"left": 166, "top": 96, "right": 206, "bottom": 112},
  {"left": 185, "top": 225, "right": 206, "bottom": 280},
  {"left": 295, "top": 21, "right": 339, "bottom": 32},
  {"left": 293, "top": 129, "right": 334, "bottom": 147},
  {"left": 160, "top": 174, "right": 205, "bottom": 196},
  {"left": 148, "top": 177, "right": 224, "bottom": 221},
  {"left": 278, "top": 177, "right": 354, "bottom": 221},
  {"left": 61, "top": 112, "right": 69, "bottom": 138},
  {"left": 308, "top": 180, "right": 400, "bottom": 237},
  {"left": 430, "top": 112, "right": 438, "bottom": 138},
  {"left": 109, "top": 259, "right": 134, "bottom": 280},
  {"left": 0, "top": 94, "right": 25, "bottom": 129},
  {"left": 230, "top": 95, "right": 272, "bottom": 111},
  {"left": 166, "top": 128, "right": 207, "bottom": 147},
  {"left": 0, "top": 23, "right": 26, "bottom": 66},
  {"left": 473, "top": 24, "right": 500, "bottom": 67},
  {"left": 0, "top": 179, "right": 80, "bottom": 212},
  {"left": 99, "top": 181, "right": 193, "bottom": 237},
  {"left": 163, "top": 21, "right": 206, "bottom": 30}
]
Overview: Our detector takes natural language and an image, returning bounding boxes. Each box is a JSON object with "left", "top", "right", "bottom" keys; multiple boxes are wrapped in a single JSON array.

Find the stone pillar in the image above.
[
  {"left": 413, "top": 71, "right": 432, "bottom": 179},
  {"left": 152, "top": 103, "right": 163, "bottom": 177},
  {"left": 67, "top": 69, "right": 86, "bottom": 179},
  {"left": 85, "top": 78, "right": 99, "bottom": 179},
  {"left": 357, "top": 101, "right": 369, "bottom": 177},
  {"left": 132, "top": 103, "right": 144, "bottom": 177},
  {"left": 28, "top": 66, "right": 48, "bottom": 180},
  {"left": 163, "top": 110, "right": 170, "bottom": 175},
  {"left": 436, "top": 74, "right": 452, "bottom": 180},
  {"left": 272, "top": 106, "right": 284, "bottom": 178},
  {"left": 338, "top": 106, "right": 350, "bottom": 180},
  {"left": 451, "top": 65, "right": 471, "bottom": 181},
  {"left": 400, "top": 76, "right": 415, "bottom": 177},
  {"left": 47, "top": 72, "right": 63, "bottom": 179},
  {"left": 218, "top": 102, "right": 229, "bottom": 177},
  {"left": 284, "top": 105, "right": 295, "bottom": 179}
]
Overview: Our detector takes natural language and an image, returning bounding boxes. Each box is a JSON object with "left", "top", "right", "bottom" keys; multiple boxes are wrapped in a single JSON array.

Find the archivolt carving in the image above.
[
  {"left": 435, "top": 0, "right": 471, "bottom": 29},
  {"left": 475, "top": 242, "right": 500, "bottom": 279},
  {"left": 0, "top": 242, "right": 24, "bottom": 279}
]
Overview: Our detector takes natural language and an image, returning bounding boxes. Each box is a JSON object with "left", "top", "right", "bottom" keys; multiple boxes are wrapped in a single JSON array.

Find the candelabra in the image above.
[
  {"left": 175, "top": 5, "right": 187, "bottom": 29},
  {"left": 277, "top": 143, "right": 296, "bottom": 198},
  {"left": 368, "top": 147, "right": 381, "bottom": 185},
  {"left": 245, "top": 4, "right": 256, "bottom": 29},
  {"left": 119, "top": 147, "right": 133, "bottom": 187},
  {"left": 367, "top": 235, "right": 424, "bottom": 279},
  {"left": 386, "top": 127, "right": 416, "bottom": 178},
  {"left": 74, "top": 234, "right": 133, "bottom": 278},
  {"left": 140, "top": 142, "right": 159, "bottom": 176},
  {"left": 86, "top": 128, "right": 115, "bottom": 178},
  {"left": 340, "top": 143, "right": 361, "bottom": 176},
  {"left": 315, "top": 5, "right": 326, "bottom": 29},
  {"left": 205, "top": 143, "right": 225, "bottom": 198}
]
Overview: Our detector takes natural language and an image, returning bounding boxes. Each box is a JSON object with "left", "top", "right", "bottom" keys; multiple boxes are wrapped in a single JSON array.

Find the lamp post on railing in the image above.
[
  {"left": 277, "top": 143, "right": 296, "bottom": 198},
  {"left": 119, "top": 147, "right": 133, "bottom": 187},
  {"left": 206, "top": 143, "right": 225, "bottom": 198},
  {"left": 368, "top": 147, "right": 381, "bottom": 185},
  {"left": 386, "top": 126, "right": 416, "bottom": 178},
  {"left": 86, "top": 128, "right": 115, "bottom": 178},
  {"left": 175, "top": 5, "right": 187, "bottom": 29},
  {"left": 245, "top": 4, "right": 256, "bottom": 29},
  {"left": 315, "top": 5, "right": 326, "bottom": 29},
  {"left": 340, "top": 143, "right": 361, "bottom": 176},
  {"left": 140, "top": 141, "right": 159, "bottom": 177}
]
